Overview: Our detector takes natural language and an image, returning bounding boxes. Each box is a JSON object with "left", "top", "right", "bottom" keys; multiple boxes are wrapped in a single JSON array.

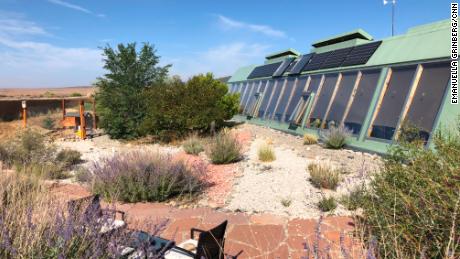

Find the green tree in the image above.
[
  {"left": 142, "top": 73, "right": 240, "bottom": 141},
  {"left": 95, "top": 43, "right": 170, "bottom": 139}
]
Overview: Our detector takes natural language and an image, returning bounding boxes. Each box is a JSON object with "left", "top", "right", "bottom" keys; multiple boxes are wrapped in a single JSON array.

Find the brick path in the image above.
[{"left": 53, "top": 184, "right": 364, "bottom": 258}]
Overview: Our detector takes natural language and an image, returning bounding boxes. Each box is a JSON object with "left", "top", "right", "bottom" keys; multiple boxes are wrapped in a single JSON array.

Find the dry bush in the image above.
[
  {"left": 0, "top": 130, "right": 77, "bottom": 179},
  {"left": 0, "top": 174, "right": 165, "bottom": 258},
  {"left": 303, "top": 133, "right": 318, "bottom": 145},
  {"left": 182, "top": 134, "right": 204, "bottom": 155},
  {"left": 258, "top": 143, "right": 275, "bottom": 162},
  {"left": 206, "top": 130, "right": 242, "bottom": 164},
  {"left": 320, "top": 124, "right": 352, "bottom": 149},
  {"left": 360, "top": 122, "right": 460, "bottom": 258},
  {"left": 308, "top": 162, "right": 341, "bottom": 190}
]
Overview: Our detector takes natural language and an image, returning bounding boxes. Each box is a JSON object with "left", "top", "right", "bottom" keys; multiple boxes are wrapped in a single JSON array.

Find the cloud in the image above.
[
  {"left": 166, "top": 42, "right": 270, "bottom": 79},
  {"left": 0, "top": 12, "right": 48, "bottom": 37},
  {"left": 47, "top": 0, "right": 106, "bottom": 17},
  {"left": 217, "top": 15, "right": 286, "bottom": 38},
  {"left": 0, "top": 12, "right": 102, "bottom": 87}
]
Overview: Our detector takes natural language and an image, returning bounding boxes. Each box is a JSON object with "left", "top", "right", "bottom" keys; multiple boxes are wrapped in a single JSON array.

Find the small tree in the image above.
[
  {"left": 96, "top": 43, "right": 170, "bottom": 139},
  {"left": 142, "top": 73, "right": 240, "bottom": 140}
]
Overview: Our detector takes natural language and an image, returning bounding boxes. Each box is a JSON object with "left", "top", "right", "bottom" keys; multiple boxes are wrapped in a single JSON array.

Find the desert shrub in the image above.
[
  {"left": 317, "top": 196, "right": 337, "bottom": 212},
  {"left": 182, "top": 134, "right": 204, "bottom": 155},
  {"left": 320, "top": 124, "right": 352, "bottom": 149},
  {"left": 303, "top": 133, "right": 318, "bottom": 145},
  {"left": 89, "top": 151, "right": 205, "bottom": 202},
  {"left": 206, "top": 130, "right": 242, "bottom": 164},
  {"left": 141, "top": 74, "right": 240, "bottom": 141},
  {"left": 311, "top": 119, "right": 322, "bottom": 128},
  {"left": 70, "top": 92, "right": 82, "bottom": 97},
  {"left": 41, "top": 116, "right": 55, "bottom": 129},
  {"left": 56, "top": 149, "right": 82, "bottom": 168},
  {"left": 0, "top": 174, "right": 167, "bottom": 258},
  {"left": 308, "top": 163, "right": 341, "bottom": 190},
  {"left": 0, "top": 130, "right": 70, "bottom": 179},
  {"left": 281, "top": 198, "right": 292, "bottom": 207},
  {"left": 258, "top": 144, "right": 275, "bottom": 162},
  {"left": 340, "top": 185, "right": 366, "bottom": 210},
  {"left": 360, "top": 122, "right": 460, "bottom": 258},
  {"left": 96, "top": 43, "right": 170, "bottom": 139}
]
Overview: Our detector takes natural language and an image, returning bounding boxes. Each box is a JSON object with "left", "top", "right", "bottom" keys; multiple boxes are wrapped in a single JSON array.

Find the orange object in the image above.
[
  {"left": 22, "top": 108, "right": 27, "bottom": 128},
  {"left": 79, "top": 101, "right": 86, "bottom": 139}
]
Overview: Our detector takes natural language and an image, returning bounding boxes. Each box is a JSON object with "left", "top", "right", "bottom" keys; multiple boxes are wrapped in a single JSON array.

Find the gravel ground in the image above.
[{"left": 225, "top": 124, "right": 382, "bottom": 218}]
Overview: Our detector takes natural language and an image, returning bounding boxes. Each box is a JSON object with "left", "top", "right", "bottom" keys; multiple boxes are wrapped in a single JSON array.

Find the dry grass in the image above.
[
  {"left": 303, "top": 133, "right": 318, "bottom": 145},
  {"left": 308, "top": 162, "right": 341, "bottom": 190},
  {"left": 258, "top": 143, "right": 276, "bottom": 162}
]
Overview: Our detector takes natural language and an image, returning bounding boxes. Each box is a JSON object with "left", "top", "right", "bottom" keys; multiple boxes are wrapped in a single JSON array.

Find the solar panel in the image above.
[
  {"left": 289, "top": 53, "right": 314, "bottom": 74},
  {"left": 303, "top": 51, "right": 333, "bottom": 71},
  {"left": 272, "top": 57, "right": 295, "bottom": 77},
  {"left": 341, "top": 41, "right": 382, "bottom": 67},
  {"left": 285, "top": 59, "right": 298, "bottom": 73},
  {"left": 320, "top": 47, "right": 354, "bottom": 69},
  {"left": 247, "top": 61, "right": 283, "bottom": 79}
]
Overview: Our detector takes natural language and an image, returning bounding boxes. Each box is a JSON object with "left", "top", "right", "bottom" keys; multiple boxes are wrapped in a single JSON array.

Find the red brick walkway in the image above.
[{"left": 53, "top": 184, "right": 364, "bottom": 258}]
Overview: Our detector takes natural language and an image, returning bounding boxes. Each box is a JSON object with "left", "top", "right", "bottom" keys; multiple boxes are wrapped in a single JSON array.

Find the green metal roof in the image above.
[
  {"left": 265, "top": 48, "right": 300, "bottom": 60},
  {"left": 228, "top": 19, "right": 451, "bottom": 82},
  {"left": 311, "top": 29, "right": 373, "bottom": 48},
  {"left": 228, "top": 65, "right": 256, "bottom": 83}
]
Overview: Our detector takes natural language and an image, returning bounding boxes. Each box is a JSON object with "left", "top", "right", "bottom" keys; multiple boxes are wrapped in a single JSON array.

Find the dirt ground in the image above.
[
  {"left": 46, "top": 123, "right": 382, "bottom": 219},
  {"left": 0, "top": 86, "right": 94, "bottom": 99}
]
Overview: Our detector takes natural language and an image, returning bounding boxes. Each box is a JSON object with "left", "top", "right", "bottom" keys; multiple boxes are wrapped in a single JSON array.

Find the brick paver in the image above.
[{"left": 53, "top": 184, "right": 364, "bottom": 258}]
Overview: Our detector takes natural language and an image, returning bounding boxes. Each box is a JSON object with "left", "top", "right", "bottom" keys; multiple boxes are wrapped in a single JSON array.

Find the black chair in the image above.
[{"left": 171, "top": 220, "right": 228, "bottom": 259}]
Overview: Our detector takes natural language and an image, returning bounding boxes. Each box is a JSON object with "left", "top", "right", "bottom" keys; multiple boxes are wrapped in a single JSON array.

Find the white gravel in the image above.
[{"left": 225, "top": 124, "right": 382, "bottom": 219}]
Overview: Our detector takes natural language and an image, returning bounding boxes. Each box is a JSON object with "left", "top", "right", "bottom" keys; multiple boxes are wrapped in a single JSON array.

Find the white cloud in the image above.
[
  {"left": 0, "top": 12, "right": 102, "bottom": 87},
  {"left": 217, "top": 15, "right": 286, "bottom": 38},
  {"left": 166, "top": 42, "right": 270, "bottom": 79},
  {"left": 47, "top": 0, "right": 106, "bottom": 18}
]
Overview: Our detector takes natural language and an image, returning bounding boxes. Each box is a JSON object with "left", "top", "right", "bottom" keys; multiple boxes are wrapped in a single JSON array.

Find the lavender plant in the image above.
[
  {"left": 0, "top": 174, "right": 169, "bottom": 258},
  {"left": 87, "top": 151, "right": 206, "bottom": 203}
]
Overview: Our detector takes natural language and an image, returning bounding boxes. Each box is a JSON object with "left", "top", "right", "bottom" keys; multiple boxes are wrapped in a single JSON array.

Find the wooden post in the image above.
[
  {"left": 79, "top": 100, "right": 86, "bottom": 139},
  {"left": 367, "top": 68, "right": 393, "bottom": 137},
  {"left": 306, "top": 75, "right": 326, "bottom": 127},
  {"left": 92, "top": 98, "right": 97, "bottom": 129},
  {"left": 21, "top": 100, "right": 27, "bottom": 128},
  {"left": 393, "top": 64, "right": 424, "bottom": 141},
  {"left": 341, "top": 71, "right": 362, "bottom": 125},
  {"left": 61, "top": 99, "right": 66, "bottom": 119},
  {"left": 321, "top": 73, "right": 343, "bottom": 128}
]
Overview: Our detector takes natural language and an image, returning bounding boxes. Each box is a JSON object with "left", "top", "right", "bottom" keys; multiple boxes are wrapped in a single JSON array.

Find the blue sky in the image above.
[{"left": 0, "top": 0, "right": 453, "bottom": 87}]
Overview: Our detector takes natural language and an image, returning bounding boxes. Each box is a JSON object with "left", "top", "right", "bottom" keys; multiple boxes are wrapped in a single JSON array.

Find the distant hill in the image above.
[{"left": 0, "top": 86, "right": 95, "bottom": 99}]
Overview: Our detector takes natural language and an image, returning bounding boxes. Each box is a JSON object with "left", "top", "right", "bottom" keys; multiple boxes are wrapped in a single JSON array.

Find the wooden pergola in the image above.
[{"left": 14, "top": 96, "right": 96, "bottom": 139}]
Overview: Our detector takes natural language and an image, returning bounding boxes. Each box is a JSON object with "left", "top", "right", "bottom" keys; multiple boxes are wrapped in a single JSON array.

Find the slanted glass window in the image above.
[
  {"left": 326, "top": 72, "right": 358, "bottom": 126},
  {"left": 405, "top": 62, "right": 450, "bottom": 141},
  {"left": 258, "top": 80, "right": 275, "bottom": 117},
  {"left": 241, "top": 81, "right": 257, "bottom": 111},
  {"left": 344, "top": 69, "right": 381, "bottom": 135},
  {"left": 243, "top": 81, "right": 259, "bottom": 112},
  {"left": 273, "top": 78, "right": 296, "bottom": 121},
  {"left": 264, "top": 78, "right": 286, "bottom": 119},
  {"left": 244, "top": 81, "right": 266, "bottom": 117},
  {"left": 290, "top": 91, "right": 312, "bottom": 127},
  {"left": 246, "top": 80, "right": 268, "bottom": 118},
  {"left": 284, "top": 76, "right": 308, "bottom": 123},
  {"left": 239, "top": 83, "right": 248, "bottom": 106},
  {"left": 309, "top": 73, "right": 339, "bottom": 128},
  {"left": 370, "top": 65, "right": 417, "bottom": 140}
]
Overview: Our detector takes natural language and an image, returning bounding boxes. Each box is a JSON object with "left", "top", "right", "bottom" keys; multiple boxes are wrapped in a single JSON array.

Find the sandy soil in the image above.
[
  {"left": 224, "top": 124, "right": 382, "bottom": 218},
  {"left": 0, "top": 86, "right": 94, "bottom": 99}
]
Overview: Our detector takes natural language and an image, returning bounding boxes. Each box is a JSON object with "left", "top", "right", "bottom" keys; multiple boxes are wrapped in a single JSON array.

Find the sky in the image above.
[{"left": 0, "top": 0, "right": 453, "bottom": 88}]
